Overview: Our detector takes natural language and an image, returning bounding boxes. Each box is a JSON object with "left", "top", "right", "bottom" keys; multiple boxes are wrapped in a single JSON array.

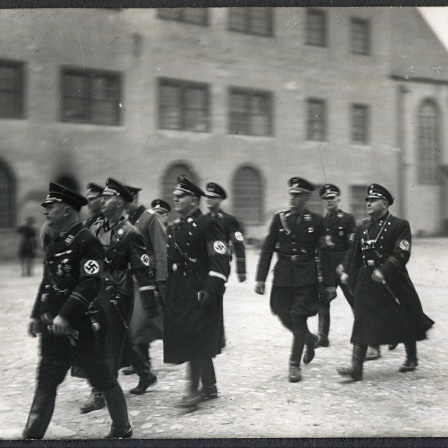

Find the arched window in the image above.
[
  {"left": 232, "top": 166, "right": 263, "bottom": 225},
  {"left": 417, "top": 100, "right": 441, "bottom": 185},
  {"left": 0, "top": 160, "right": 16, "bottom": 228},
  {"left": 162, "top": 162, "right": 199, "bottom": 207}
]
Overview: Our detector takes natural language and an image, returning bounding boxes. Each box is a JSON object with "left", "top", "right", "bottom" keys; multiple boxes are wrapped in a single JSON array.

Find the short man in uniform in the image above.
[
  {"left": 255, "top": 177, "right": 336, "bottom": 383},
  {"left": 121, "top": 185, "right": 167, "bottom": 395},
  {"left": 151, "top": 199, "right": 171, "bottom": 227},
  {"left": 84, "top": 182, "right": 104, "bottom": 229},
  {"left": 24, "top": 183, "right": 132, "bottom": 439},
  {"left": 164, "top": 176, "right": 230, "bottom": 409},
  {"left": 337, "top": 184, "right": 434, "bottom": 381},
  {"left": 80, "top": 178, "right": 158, "bottom": 413},
  {"left": 315, "top": 184, "right": 356, "bottom": 348}
]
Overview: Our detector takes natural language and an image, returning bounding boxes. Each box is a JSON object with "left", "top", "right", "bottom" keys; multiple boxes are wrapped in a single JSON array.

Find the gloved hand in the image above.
[
  {"left": 340, "top": 272, "right": 349, "bottom": 285},
  {"left": 325, "top": 286, "right": 337, "bottom": 302},
  {"left": 255, "top": 281, "right": 265, "bottom": 295},
  {"left": 335, "top": 264, "right": 345, "bottom": 276},
  {"left": 27, "top": 318, "right": 40, "bottom": 337},
  {"left": 198, "top": 291, "right": 219, "bottom": 310},
  {"left": 238, "top": 273, "right": 247, "bottom": 283}
]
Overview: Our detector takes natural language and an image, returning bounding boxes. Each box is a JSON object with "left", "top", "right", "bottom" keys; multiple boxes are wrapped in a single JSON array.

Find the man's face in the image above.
[
  {"left": 125, "top": 194, "right": 139, "bottom": 214},
  {"left": 43, "top": 202, "right": 69, "bottom": 230},
  {"left": 289, "top": 192, "right": 308, "bottom": 211},
  {"left": 173, "top": 193, "right": 196, "bottom": 216},
  {"left": 366, "top": 198, "right": 387, "bottom": 217},
  {"left": 322, "top": 196, "right": 340, "bottom": 213},
  {"left": 101, "top": 195, "right": 122, "bottom": 218},
  {"left": 87, "top": 196, "right": 102, "bottom": 215},
  {"left": 205, "top": 196, "right": 222, "bottom": 212}
]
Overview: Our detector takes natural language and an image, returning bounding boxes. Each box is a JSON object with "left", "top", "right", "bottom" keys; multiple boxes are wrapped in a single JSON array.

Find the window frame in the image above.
[
  {"left": 350, "top": 17, "right": 370, "bottom": 56},
  {"left": 305, "top": 9, "right": 327, "bottom": 48},
  {"left": 158, "top": 77, "right": 211, "bottom": 132},
  {"left": 0, "top": 60, "right": 25, "bottom": 119},
  {"left": 351, "top": 104, "right": 370, "bottom": 145},
  {"left": 60, "top": 67, "right": 122, "bottom": 126},
  {"left": 227, "top": 7, "right": 274, "bottom": 37},
  {"left": 157, "top": 8, "right": 209, "bottom": 26},
  {"left": 306, "top": 98, "right": 327, "bottom": 142},
  {"left": 228, "top": 87, "right": 274, "bottom": 137}
]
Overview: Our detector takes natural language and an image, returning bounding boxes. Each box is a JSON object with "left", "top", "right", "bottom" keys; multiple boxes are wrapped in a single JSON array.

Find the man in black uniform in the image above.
[
  {"left": 337, "top": 184, "right": 434, "bottom": 381},
  {"left": 315, "top": 184, "right": 356, "bottom": 348},
  {"left": 121, "top": 185, "right": 167, "bottom": 395},
  {"left": 151, "top": 199, "right": 171, "bottom": 227},
  {"left": 255, "top": 177, "right": 336, "bottom": 383},
  {"left": 164, "top": 176, "right": 230, "bottom": 410},
  {"left": 84, "top": 182, "right": 104, "bottom": 229},
  {"left": 80, "top": 178, "right": 158, "bottom": 413},
  {"left": 24, "top": 183, "right": 132, "bottom": 439}
]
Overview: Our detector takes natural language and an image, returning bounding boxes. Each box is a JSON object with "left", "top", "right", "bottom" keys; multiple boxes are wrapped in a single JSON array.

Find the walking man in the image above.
[
  {"left": 24, "top": 182, "right": 132, "bottom": 439},
  {"left": 80, "top": 178, "right": 158, "bottom": 413},
  {"left": 164, "top": 175, "right": 230, "bottom": 409},
  {"left": 122, "top": 185, "right": 167, "bottom": 395},
  {"left": 255, "top": 177, "right": 336, "bottom": 383},
  {"left": 337, "top": 184, "right": 434, "bottom": 381}
]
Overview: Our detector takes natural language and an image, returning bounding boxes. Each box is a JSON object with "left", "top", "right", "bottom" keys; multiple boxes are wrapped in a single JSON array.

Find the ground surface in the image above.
[{"left": 0, "top": 240, "right": 447, "bottom": 440}]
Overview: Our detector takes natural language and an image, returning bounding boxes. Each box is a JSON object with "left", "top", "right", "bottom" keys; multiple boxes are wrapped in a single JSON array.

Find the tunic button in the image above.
[
  {"left": 189, "top": 232, "right": 193, "bottom": 236},
  {"left": 183, "top": 272, "right": 187, "bottom": 276}
]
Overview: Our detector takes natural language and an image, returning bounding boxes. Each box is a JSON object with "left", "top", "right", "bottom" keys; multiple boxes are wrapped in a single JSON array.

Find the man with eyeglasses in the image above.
[{"left": 337, "top": 183, "right": 434, "bottom": 381}]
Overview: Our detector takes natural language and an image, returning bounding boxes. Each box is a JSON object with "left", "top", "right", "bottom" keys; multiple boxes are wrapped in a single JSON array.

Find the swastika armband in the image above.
[
  {"left": 80, "top": 259, "right": 103, "bottom": 278},
  {"left": 141, "top": 254, "right": 150, "bottom": 266},
  {"left": 213, "top": 240, "right": 228, "bottom": 255}
]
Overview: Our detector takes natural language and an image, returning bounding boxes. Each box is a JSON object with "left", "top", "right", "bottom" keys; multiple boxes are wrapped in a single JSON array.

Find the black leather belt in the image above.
[
  {"left": 41, "top": 293, "right": 68, "bottom": 303},
  {"left": 278, "top": 253, "right": 310, "bottom": 262}
]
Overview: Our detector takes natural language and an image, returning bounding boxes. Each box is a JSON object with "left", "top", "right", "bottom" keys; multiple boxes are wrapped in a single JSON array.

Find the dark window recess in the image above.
[
  {"left": 306, "top": 10, "right": 327, "bottom": 47},
  {"left": 351, "top": 18, "right": 370, "bottom": 55},
  {"left": 307, "top": 99, "right": 327, "bottom": 141},
  {"left": 158, "top": 8, "right": 209, "bottom": 26},
  {"left": 350, "top": 185, "right": 369, "bottom": 222},
  {"left": 229, "top": 88, "right": 273, "bottom": 136},
  {"left": 61, "top": 69, "right": 121, "bottom": 125},
  {"left": 228, "top": 8, "right": 273, "bottom": 36},
  {"left": 0, "top": 61, "right": 24, "bottom": 119},
  {"left": 351, "top": 104, "right": 370, "bottom": 144},
  {"left": 0, "top": 161, "right": 15, "bottom": 228},
  {"left": 233, "top": 166, "right": 264, "bottom": 225},
  {"left": 158, "top": 78, "right": 210, "bottom": 132}
]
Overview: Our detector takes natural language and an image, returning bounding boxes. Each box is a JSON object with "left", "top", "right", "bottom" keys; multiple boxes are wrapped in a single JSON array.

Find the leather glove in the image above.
[
  {"left": 198, "top": 291, "right": 218, "bottom": 310},
  {"left": 237, "top": 273, "right": 247, "bottom": 283},
  {"left": 255, "top": 281, "right": 265, "bottom": 295}
]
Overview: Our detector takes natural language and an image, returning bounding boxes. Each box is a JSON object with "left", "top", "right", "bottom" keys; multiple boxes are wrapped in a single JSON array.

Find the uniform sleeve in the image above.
[
  {"left": 255, "top": 214, "right": 279, "bottom": 282},
  {"left": 148, "top": 214, "right": 168, "bottom": 281},
  {"left": 228, "top": 216, "right": 246, "bottom": 275},
  {"left": 128, "top": 230, "right": 157, "bottom": 305},
  {"left": 347, "top": 227, "right": 363, "bottom": 292},
  {"left": 378, "top": 219, "right": 412, "bottom": 278},
  {"left": 346, "top": 215, "right": 357, "bottom": 247},
  {"left": 58, "top": 235, "right": 104, "bottom": 323},
  {"left": 204, "top": 220, "right": 230, "bottom": 295},
  {"left": 30, "top": 265, "right": 48, "bottom": 319},
  {"left": 316, "top": 215, "right": 333, "bottom": 286}
]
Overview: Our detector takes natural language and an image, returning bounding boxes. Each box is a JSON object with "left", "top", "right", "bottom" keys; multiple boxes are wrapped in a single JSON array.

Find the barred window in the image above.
[
  {"left": 350, "top": 185, "right": 368, "bottom": 222},
  {"left": 229, "top": 88, "right": 273, "bottom": 136},
  {"left": 0, "top": 161, "right": 15, "bottom": 228},
  {"left": 60, "top": 68, "right": 121, "bottom": 125},
  {"left": 307, "top": 99, "right": 327, "bottom": 141},
  {"left": 417, "top": 100, "right": 440, "bottom": 185},
  {"left": 0, "top": 61, "right": 24, "bottom": 119},
  {"left": 158, "top": 8, "right": 209, "bottom": 26},
  {"left": 351, "top": 18, "right": 370, "bottom": 55},
  {"left": 162, "top": 163, "right": 199, "bottom": 211},
  {"left": 351, "top": 104, "right": 370, "bottom": 144},
  {"left": 228, "top": 8, "right": 273, "bottom": 36},
  {"left": 232, "top": 166, "right": 263, "bottom": 225},
  {"left": 159, "top": 78, "right": 210, "bottom": 132},
  {"left": 306, "top": 10, "right": 327, "bottom": 47}
]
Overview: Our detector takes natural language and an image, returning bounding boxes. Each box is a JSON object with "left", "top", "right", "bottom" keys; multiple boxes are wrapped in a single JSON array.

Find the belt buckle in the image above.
[
  {"left": 172, "top": 263, "right": 178, "bottom": 272},
  {"left": 367, "top": 260, "right": 375, "bottom": 267},
  {"left": 290, "top": 255, "right": 299, "bottom": 262}
]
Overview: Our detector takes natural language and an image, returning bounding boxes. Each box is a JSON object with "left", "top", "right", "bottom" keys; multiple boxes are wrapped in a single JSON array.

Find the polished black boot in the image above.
[
  {"left": 315, "top": 305, "right": 330, "bottom": 348},
  {"left": 103, "top": 384, "right": 132, "bottom": 438},
  {"left": 23, "top": 388, "right": 56, "bottom": 439},
  {"left": 80, "top": 387, "right": 105, "bottom": 414},
  {"left": 303, "top": 332, "right": 318, "bottom": 364},
  {"left": 199, "top": 358, "right": 218, "bottom": 401},
  {"left": 337, "top": 344, "right": 367, "bottom": 381},
  {"left": 129, "top": 368, "right": 158, "bottom": 395},
  {"left": 399, "top": 340, "right": 418, "bottom": 373}
]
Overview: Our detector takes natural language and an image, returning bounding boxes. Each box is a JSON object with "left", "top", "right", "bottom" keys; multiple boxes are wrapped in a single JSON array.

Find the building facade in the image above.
[{"left": 1, "top": 7, "right": 448, "bottom": 258}]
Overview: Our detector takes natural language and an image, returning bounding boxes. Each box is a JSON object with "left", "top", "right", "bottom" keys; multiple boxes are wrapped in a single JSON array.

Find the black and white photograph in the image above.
[{"left": 0, "top": 5, "right": 447, "bottom": 442}]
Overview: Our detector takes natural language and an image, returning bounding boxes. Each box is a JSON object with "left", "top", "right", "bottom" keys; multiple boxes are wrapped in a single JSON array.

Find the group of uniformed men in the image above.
[{"left": 24, "top": 174, "right": 433, "bottom": 439}]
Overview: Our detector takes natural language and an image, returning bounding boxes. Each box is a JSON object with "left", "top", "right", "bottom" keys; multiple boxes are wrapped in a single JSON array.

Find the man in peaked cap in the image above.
[
  {"left": 120, "top": 184, "right": 167, "bottom": 396},
  {"left": 315, "top": 184, "right": 357, "bottom": 349},
  {"left": 84, "top": 182, "right": 104, "bottom": 230},
  {"left": 79, "top": 178, "right": 158, "bottom": 419},
  {"left": 24, "top": 183, "right": 132, "bottom": 439},
  {"left": 164, "top": 175, "right": 230, "bottom": 409},
  {"left": 337, "top": 184, "right": 434, "bottom": 382},
  {"left": 151, "top": 199, "right": 171, "bottom": 227},
  {"left": 255, "top": 177, "right": 336, "bottom": 383}
]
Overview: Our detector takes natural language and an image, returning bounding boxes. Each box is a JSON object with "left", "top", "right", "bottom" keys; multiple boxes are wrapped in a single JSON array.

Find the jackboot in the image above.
[
  {"left": 288, "top": 364, "right": 302, "bottom": 383},
  {"left": 399, "top": 340, "right": 418, "bottom": 373},
  {"left": 129, "top": 368, "right": 158, "bottom": 395},
  {"left": 103, "top": 384, "right": 132, "bottom": 438},
  {"left": 303, "top": 332, "right": 318, "bottom": 364},
  {"left": 23, "top": 388, "right": 56, "bottom": 439},
  {"left": 337, "top": 344, "right": 367, "bottom": 381},
  {"left": 80, "top": 387, "right": 105, "bottom": 414},
  {"left": 315, "top": 307, "right": 330, "bottom": 348}
]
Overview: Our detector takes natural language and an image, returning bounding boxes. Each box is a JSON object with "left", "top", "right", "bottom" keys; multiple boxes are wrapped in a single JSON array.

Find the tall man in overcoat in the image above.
[
  {"left": 337, "top": 184, "right": 434, "bottom": 381},
  {"left": 24, "top": 183, "right": 132, "bottom": 439},
  {"left": 164, "top": 176, "right": 230, "bottom": 410},
  {"left": 255, "top": 177, "right": 336, "bottom": 383}
]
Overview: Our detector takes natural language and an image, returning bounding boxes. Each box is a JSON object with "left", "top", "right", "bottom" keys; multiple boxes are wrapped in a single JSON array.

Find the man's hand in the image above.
[
  {"left": 255, "top": 281, "right": 265, "bottom": 295},
  {"left": 51, "top": 315, "right": 70, "bottom": 337},
  {"left": 198, "top": 292, "right": 218, "bottom": 310},
  {"left": 340, "top": 272, "right": 349, "bottom": 285},
  {"left": 325, "top": 286, "right": 337, "bottom": 302},
  {"left": 27, "top": 319, "right": 40, "bottom": 338},
  {"left": 237, "top": 274, "right": 247, "bottom": 283},
  {"left": 335, "top": 264, "right": 344, "bottom": 276},
  {"left": 371, "top": 268, "right": 385, "bottom": 284}
]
